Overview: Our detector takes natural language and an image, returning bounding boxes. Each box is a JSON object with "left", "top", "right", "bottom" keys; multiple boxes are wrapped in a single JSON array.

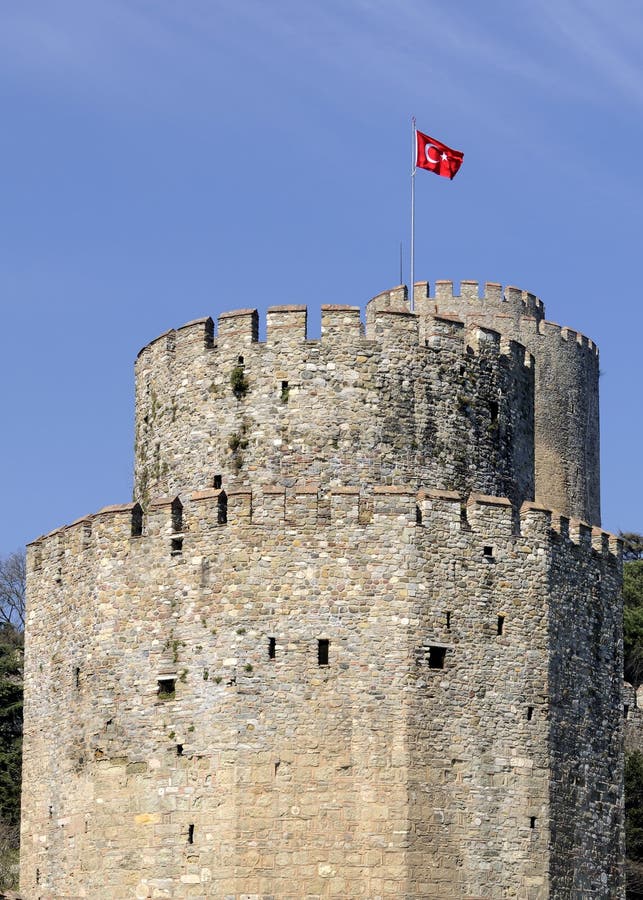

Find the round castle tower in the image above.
[
  {"left": 134, "top": 281, "right": 599, "bottom": 525},
  {"left": 21, "top": 281, "right": 622, "bottom": 900}
]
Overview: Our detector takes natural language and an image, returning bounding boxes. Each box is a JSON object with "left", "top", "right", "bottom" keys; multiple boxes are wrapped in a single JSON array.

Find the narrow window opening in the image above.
[
  {"left": 49, "top": 805, "right": 53, "bottom": 819},
  {"left": 131, "top": 504, "right": 143, "bottom": 537},
  {"left": 176, "top": 744, "right": 183, "bottom": 756},
  {"left": 213, "top": 474, "right": 222, "bottom": 489},
  {"left": 428, "top": 646, "right": 447, "bottom": 669},
  {"left": 187, "top": 823, "right": 194, "bottom": 844},
  {"left": 530, "top": 816, "right": 537, "bottom": 829},
  {"left": 171, "top": 537, "right": 183, "bottom": 555},
  {"left": 36, "top": 868, "right": 40, "bottom": 885},
  {"left": 217, "top": 493, "right": 228, "bottom": 525},
  {"left": 497, "top": 615, "right": 505, "bottom": 636},
  {"left": 489, "top": 400, "right": 499, "bottom": 424},
  {"left": 268, "top": 637, "right": 276, "bottom": 660},
  {"left": 74, "top": 666, "right": 80, "bottom": 689},
  {"left": 157, "top": 678, "right": 176, "bottom": 699},
  {"left": 527, "top": 706, "right": 534, "bottom": 721},
  {"left": 55, "top": 568, "right": 62, "bottom": 585},
  {"left": 318, "top": 639, "right": 330, "bottom": 666},
  {"left": 459, "top": 364, "right": 465, "bottom": 376},
  {"left": 281, "top": 380, "right": 290, "bottom": 403},
  {"left": 416, "top": 504, "right": 422, "bottom": 525},
  {"left": 171, "top": 498, "right": 183, "bottom": 533},
  {"left": 446, "top": 611, "right": 451, "bottom": 631},
  {"left": 483, "top": 545, "right": 494, "bottom": 559},
  {"left": 624, "top": 704, "right": 630, "bottom": 720},
  {"left": 237, "top": 355, "right": 244, "bottom": 365}
]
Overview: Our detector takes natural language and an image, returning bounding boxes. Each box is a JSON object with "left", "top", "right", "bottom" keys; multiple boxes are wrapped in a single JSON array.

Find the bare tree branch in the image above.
[{"left": 0, "top": 552, "right": 25, "bottom": 631}]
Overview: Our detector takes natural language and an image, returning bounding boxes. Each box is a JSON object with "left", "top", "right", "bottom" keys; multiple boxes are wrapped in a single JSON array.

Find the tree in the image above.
[
  {"left": 0, "top": 552, "right": 25, "bottom": 631},
  {"left": 0, "top": 552, "right": 24, "bottom": 892},
  {"left": 621, "top": 532, "right": 643, "bottom": 562},
  {"left": 627, "top": 751, "right": 643, "bottom": 898}
]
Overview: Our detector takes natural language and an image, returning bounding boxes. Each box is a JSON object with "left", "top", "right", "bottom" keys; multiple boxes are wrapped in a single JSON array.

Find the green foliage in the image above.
[
  {"left": 0, "top": 625, "right": 22, "bottom": 890},
  {"left": 625, "top": 560, "right": 643, "bottom": 608},
  {"left": 627, "top": 752, "right": 643, "bottom": 858},
  {"left": 230, "top": 365, "right": 249, "bottom": 399},
  {"left": 624, "top": 558, "right": 643, "bottom": 688}
]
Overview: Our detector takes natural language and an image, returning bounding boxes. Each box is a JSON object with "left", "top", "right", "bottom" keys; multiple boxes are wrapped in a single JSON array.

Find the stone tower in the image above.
[{"left": 21, "top": 281, "right": 623, "bottom": 899}]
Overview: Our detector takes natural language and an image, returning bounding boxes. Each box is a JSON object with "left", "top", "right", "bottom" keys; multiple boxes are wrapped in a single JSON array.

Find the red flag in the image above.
[{"left": 416, "top": 130, "right": 463, "bottom": 179}]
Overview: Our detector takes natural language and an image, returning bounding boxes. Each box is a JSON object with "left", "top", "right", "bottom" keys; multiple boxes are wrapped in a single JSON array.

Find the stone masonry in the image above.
[{"left": 21, "top": 281, "right": 624, "bottom": 899}]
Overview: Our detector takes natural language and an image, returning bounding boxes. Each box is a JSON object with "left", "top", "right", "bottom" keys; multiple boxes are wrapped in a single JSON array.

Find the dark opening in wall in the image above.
[
  {"left": 428, "top": 646, "right": 447, "bottom": 669},
  {"left": 268, "top": 637, "right": 276, "bottom": 660},
  {"left": 75, "top": 666, "right": 80, "bottom": 689},
  {"left": 171, "top": 498, "right": 183, "bottom": 533},
  {"left": 217, "top": 493, "right": 228, "bottom": 525},
  {"left": 131, "top": 504, "right": 143, "bottom": 537},
  {"left": 624, "top": 704, "right": 630, "bottom": 720},
  {"left": 237, "top": 356, "right": 244, "bottom": 365},
  {"left": 281, "top": 380, "right": 290, "bottom": 402},
  {"left": 483, "top": 545, "right": 494, "bottom": 560},
  {"left": 171, "top": 538, "right": 183, "bottom": 556},
  {"left": 416, "top": 505, "right": 422, "bottom": 525},
  {"left": 530, "top": 816, "right": 537, "bottom": 829},
  {"left": 157, "top": 678, "right": 176, "bottom": 699},
  {"left": 446, "top": 611, "right": 451, "bottom": 631},
  {"left": 497, "top": 615, "right": 505, "bottom": 636},
  {"left": 489, "top": 400, "right": 499, "bottom": 424},
  {"left": 188, "top": 823, "right": 194, "bottom": 844},
  {"left": 318, "top": 639, "right": 330, "bottom": 666},
  {"left": 176, "top": 744, "right": 183, "bottom": 756},
  {"left": 527, "top": 706, "right": 534, "bottom": 721},
  {"left": 55, "top": 568, "right": 62, "bottom": 586},
  {"left": 213, "top": 474, "right": 222, "bottom": 489}
]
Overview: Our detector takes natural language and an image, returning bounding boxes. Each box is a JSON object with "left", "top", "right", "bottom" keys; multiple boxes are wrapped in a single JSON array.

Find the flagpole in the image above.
[{"left": 410, "top": 115, "right": 416, "bottom": 312}]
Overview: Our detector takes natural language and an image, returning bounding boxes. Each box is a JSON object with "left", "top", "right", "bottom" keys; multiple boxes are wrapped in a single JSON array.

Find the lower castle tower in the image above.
[{"left": 21, "top": 282, "right": 624, "bottom": 899}]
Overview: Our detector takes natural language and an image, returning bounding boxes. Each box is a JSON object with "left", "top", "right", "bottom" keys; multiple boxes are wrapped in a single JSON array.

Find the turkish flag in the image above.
[{"left": 416, "top": 130, "right": 463, "bottom": 179}]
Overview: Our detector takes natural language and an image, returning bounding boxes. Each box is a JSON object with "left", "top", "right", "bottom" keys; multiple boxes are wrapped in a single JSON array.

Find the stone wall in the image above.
[
  {"left": 21, "top": 489, "right": 622, "bottom": 899},
  {"left": 412, "top": 281, "right": 601, "bottom": 524},
  {"left": 21, "top": 282, "right": 623, "bottom": 899},
  {"left": 133, "top": 301, "right": 534, "bottom": 512}
]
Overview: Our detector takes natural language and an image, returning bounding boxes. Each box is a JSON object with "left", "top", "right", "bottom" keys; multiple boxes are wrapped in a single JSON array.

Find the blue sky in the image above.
[{"left": 1, "top": 0, "right": 641, "bottom": 555}]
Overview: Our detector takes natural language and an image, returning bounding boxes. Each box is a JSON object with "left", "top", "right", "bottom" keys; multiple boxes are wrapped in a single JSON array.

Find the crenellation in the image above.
[
  {"left": 217, "top": 308, "right": 259, "bottom": 346},
  {"left": 21, "top": 281, "right": 624, "bottom": 900},
  {"left": 266, "top": 305, "right": 308, "bottom": 344}
]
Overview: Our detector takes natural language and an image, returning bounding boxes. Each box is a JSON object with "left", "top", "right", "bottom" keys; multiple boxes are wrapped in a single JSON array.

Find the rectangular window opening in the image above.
[
  {"left": 171, "top": 498, "right": 183, "bottom": 533},
  {"left": 268, "top": 637, "right": 276, "bottom": 660},
  {"left": 171, "top": 537, "right": 183, "bottom": 555},
  {"left": 75, "top": 666, "right": 80, "bottom": 689},
  {"left": 187, "top": 823, "right": 194, "bottom": 844},
  {"left": 445, "top": 611, "right": 451, "bottom": 631},
  {"left": 497, "top": 615, "right": 505, "bottom": 636},
  {"left": 213, "top": 474, "right": 222, "bottom": 489},
  {"left": 530, "top": 816, "right": 537, "bottom": 829},
  {"left": 318, "top": 638, "right": 330, "bottom": 666},
  {"left": 489, "top": 400, "right": 499, "bottom": 424},
  {"left": 428, "top": 646, "right": 447, "bottom": 669},
  {"left": 157, "top": 678, "right": 176, "bottom": 699},
  {"left": 527, "top": 705, "right": 534, "bottom": 721},
  {"left": 483, "top": 545, "right": 494, "bottom": 560},
  {"left": 281, "top": 380, "right": 290, "bottom": 402},
  {"left": 131, "top": 505, "right": 143, "bottom": 537}
]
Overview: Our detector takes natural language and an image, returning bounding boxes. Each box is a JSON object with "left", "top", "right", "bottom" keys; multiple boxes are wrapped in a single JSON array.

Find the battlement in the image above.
[{"left": 27, "top": 487, "right": 621, "bottom": 576}]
